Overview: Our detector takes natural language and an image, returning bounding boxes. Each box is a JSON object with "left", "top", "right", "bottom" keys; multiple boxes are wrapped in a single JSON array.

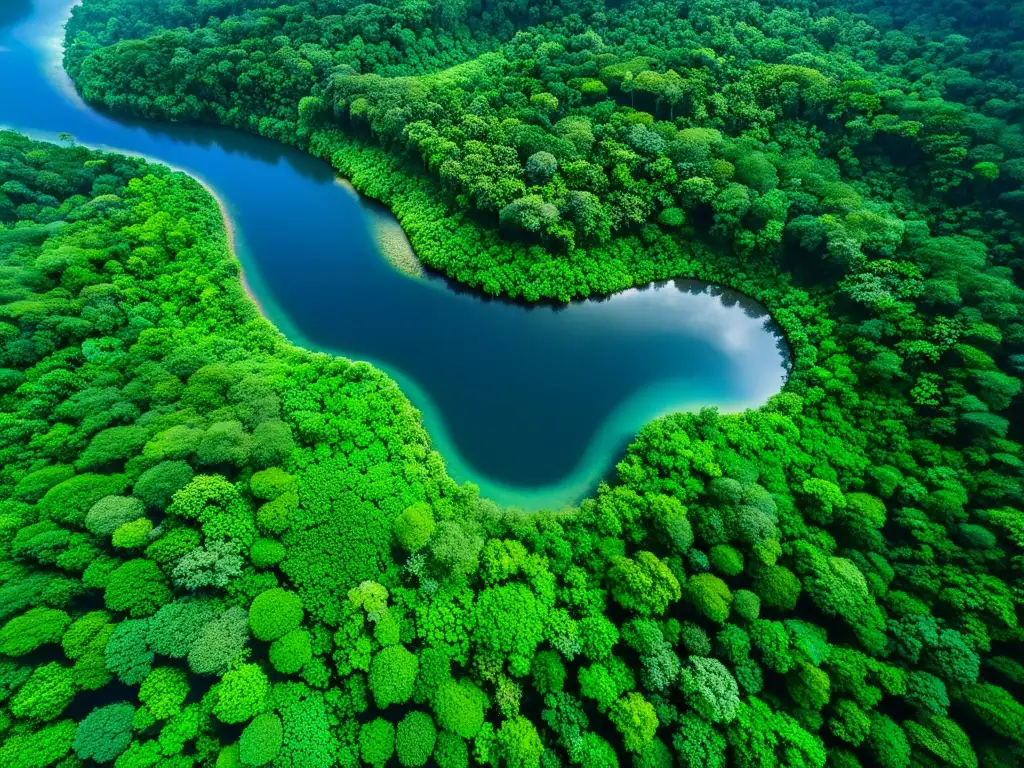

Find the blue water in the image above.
[{"left": 0, "top": 0, "right": 789, "bottom": 510}]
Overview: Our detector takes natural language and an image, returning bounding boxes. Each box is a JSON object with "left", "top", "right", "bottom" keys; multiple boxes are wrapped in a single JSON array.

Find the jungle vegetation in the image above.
[{"left": 0, "top": 0, "right": 1022, "bottom": 766}]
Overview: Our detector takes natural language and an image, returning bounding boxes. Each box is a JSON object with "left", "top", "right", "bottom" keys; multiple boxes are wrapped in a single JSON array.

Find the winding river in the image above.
[{"left": 0, "top": 0, "right": 790, "bottom": 510}]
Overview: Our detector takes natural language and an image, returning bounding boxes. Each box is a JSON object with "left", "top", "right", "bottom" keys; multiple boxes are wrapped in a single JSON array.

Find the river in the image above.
[{"left": 0, "top": 0, "right": 790, "bottom": 510}]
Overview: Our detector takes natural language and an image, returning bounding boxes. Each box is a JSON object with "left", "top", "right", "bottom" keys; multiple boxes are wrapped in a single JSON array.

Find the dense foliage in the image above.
[
  {"left": 0, "top": 0, "right": 1023, "bottom": 765},
  {"left": 64, "top": 0, "right": 1024, "bottom": 302}
]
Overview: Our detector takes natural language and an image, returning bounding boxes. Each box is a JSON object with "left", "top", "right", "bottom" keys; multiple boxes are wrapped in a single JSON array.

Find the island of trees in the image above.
[{"left": 0, "top": 0, "right": 1023, "bottom": 766}]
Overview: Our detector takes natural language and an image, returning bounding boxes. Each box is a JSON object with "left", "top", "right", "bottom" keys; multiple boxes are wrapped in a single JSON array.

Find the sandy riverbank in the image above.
[{"left": 199, "top": 179, "right": 268, "bottom": 317}]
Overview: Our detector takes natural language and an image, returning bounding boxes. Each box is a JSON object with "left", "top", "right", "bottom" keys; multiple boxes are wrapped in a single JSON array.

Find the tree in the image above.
[
  {"left": 926, "top": 629, "right": 980, "bottom": 686},
  {"left": 39, "top": 473, "right": 131, "bottom": 527},
  {"left": 754, "top": 565, "right": 801, "bottom": 610},
  {"left": 251, "top": 538, "right": 286, "bottom": 567},
  {"left": 66, "top": 614, "right": 114, "bottom": 688},
  {"left": 787, "top": 662, "right": 831, "bottom": 710},
  {"left": 62, "top": 610, "right": 111, "bottom": 659},
  {"left": 85, "top": 495, "right": 145, "bottom": 536},
  {"left": 608, "top": 551, "right": 681, "bottom": 616},
  {"left": 196, "top": 420, "right": 251, "bottom": 466},
  {"left": 393, "top": 503, "right": 435, "bottom": 552},
  {"left": 726, "top": 696, "right": 826, "bottom": 767},
  {"left": 531, "top": 650, "right": 566, "bottom": 695},
  {"left": 76, "top": 426, "right": 148, "bottom": 471},
  {"left": 579, "top": 663, "right": 623, "bottom": 712},
  {"left": 684, "top": 573, "right": 732, "bottom": 624},
  {"left": 73, "top": 702, "right": 135, "bottom": 763},
  {"left": 146, "top": 527, "right": 201, "bottom": 565},
  {"left": 396, "top": 711, "right": 437, "bottom": 767},
  {"left": 732, "top": 590, "right": 761, "bottom": 622},
  {"left": 112, "top": 517, "right": 153, "bottom": 549},
  {"left": 500, "top": 196, "right": 559, "bottom": 234},
  {"left": 172, "top": 540, "right": 243, "bottom": 589},
  {"left": 10, "top": 662, "right": 75, "bottom": 722},
  {"left": 212, "top": 663, "right": 269, "bottom": 724},
  {"left": 905, "top": 671, "right": 949, "bottom": 715},
  {"left": 434, "top": 679, "right": 487, "bottom": 738},
  {"left": 866, "top": 713, "right": 911, "bottom": 768},
  {"left": 473, "top": 583, "right": 546, "bottom": 676},
  {"left": 635, "top": 737, "right": 672, "bottom": 768},
  {"left": 609, "top": 693, "right": 658, "bottom": 754},
  {"left": 369, "top": 644, "right": 418, "bottom": 709},
  {"left": 13, "top": 464, "right": 74, "bottom": 502},
  {"left": 434, "top": 731, "right": 469, "bottom": 768},
  {"left": 498, "top": 716, "right": 544, "bottom": 768},
  {"left": 429, "top": 521, "right": 483, "bottom": 577},
  {"left": 563, "top": 190, "right": 612, "bottom": 241},
  {"left": 709, "top": 545, "right": 744, "bottom": 577},
  {"left": 349, "top": 580, "right": 390, "bottom": 618},
  {"left": 148, "top": 598, "right": 219, "bottom": 658},
  {"left": 104, "top": 618, "right": 154, "bottom": 685},
  {"left": 579, "top": 732, "right": 619, "bottom": 768},
  {"left": 188, "top": 606, "right": 249, "bottom": 676},
  {"left": 240, "top": 713, "right": 283, "bottom": 766},
  {"left": 902, "top": 715, "right": 976, "bottom": 768},
  {"left": 579, "top": 616, "right": 619, "bottom": 661},
  {"left": 276, "top": 691, "right": 334, "bottom": 768},
  {"left": 963, "top": 684, "right": 1024, "bottom": 745},
  {"left": 270, "top": 628, "right": 312, "bottom": 675},
  {"left": 0, "top": 719, "right": 76, "bottom": 768},
  {"left": 679, "top": 657, "right": 740, "bottom": 724},
  {"left": 133, "top": 460, "right": 194, "bottom": 510},
  {"left": 249, "top": 588, "right": 303, "bottom": 641},
  {"left": 104, "top": 559, "right": 170, "bottom": 617},
  {"left": 735, "top": 153, "right": 779, "bottom": 193},
  {"left": 801, "top": 479, "right": 846, "bottom": 524},
  {"left": 250, "top": 419, "right": 295, "bottom": 468},
  {"left": 138, "top": 667, "right": 189, "bottom": 720},
  {"left": 657, "top": 207, "right": 686, "bottom": 228},
  {"left": 0, "top": 607, "right": 69, "bottom": 656},
  {"left": 829, "top": 699, "right": 871, "bottom": 747},
  {"left": 526, "top": 152, "right": 558, "bottom": 185},
  {"left": 531, "top": 93, "right": 558, "bottom": 113},
  {"left": 360, "top": 718, "right": 395, "bottom": 768},
  {"left": 250, "top": 468, "right": 296, "bottom": 501}
]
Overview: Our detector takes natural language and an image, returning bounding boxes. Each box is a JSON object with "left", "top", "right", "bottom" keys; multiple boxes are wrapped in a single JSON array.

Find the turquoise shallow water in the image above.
[{"left": 0, "top": 0, "right": 789, "bottom": 510}]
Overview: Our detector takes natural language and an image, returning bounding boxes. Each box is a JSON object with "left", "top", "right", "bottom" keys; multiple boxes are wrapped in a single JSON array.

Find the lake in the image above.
[{"left": 0, "top": 0, "right": 790, "bottom": 510}]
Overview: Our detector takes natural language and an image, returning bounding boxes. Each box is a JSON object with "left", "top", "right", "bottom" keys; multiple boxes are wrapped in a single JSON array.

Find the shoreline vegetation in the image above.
[
  {"left": 0, "top": 0, "right": 1021, "bottom": 766},
  {"left": 199, "top": 176, "right": 277, "bottom": 321},
  {"left": 9, "top": 124, "right": 276, "bottom": 327}
]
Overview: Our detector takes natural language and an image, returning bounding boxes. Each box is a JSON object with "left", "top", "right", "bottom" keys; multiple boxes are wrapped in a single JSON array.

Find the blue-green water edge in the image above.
[{"left": 0, "top": 0, "right": 790, "bottom": 510}]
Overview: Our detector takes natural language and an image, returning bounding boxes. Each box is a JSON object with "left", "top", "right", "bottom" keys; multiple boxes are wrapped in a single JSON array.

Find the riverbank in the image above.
[
  {"left": 205, "top": 180, "right": 271, "bottom": 319},
  {"left": 0, "top": 123, "right": 272, "bottom": 323},
  {"left": 19, "top": 0, "right": 791, "bottom": 510},
  {"left": 40, "top": 0, "right": 270, "bottom": 319}
]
